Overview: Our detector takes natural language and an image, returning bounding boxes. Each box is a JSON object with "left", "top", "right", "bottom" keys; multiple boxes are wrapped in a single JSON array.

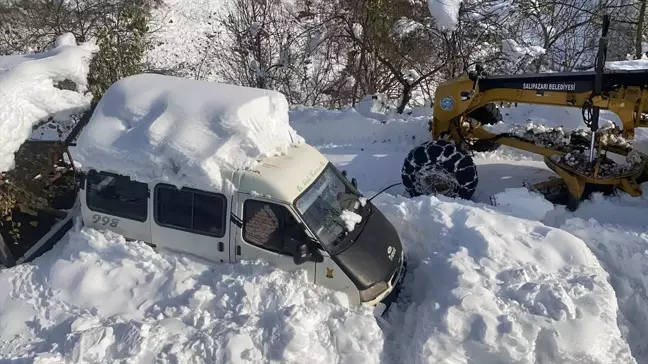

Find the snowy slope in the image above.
[{"left": 146, "top": 0, "right": 226, "bottom": 80}]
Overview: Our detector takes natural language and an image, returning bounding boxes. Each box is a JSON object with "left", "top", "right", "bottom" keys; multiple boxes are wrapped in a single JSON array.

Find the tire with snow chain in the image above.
[{"left": 401, "top": 140, "right": 478, "bottom": 200}]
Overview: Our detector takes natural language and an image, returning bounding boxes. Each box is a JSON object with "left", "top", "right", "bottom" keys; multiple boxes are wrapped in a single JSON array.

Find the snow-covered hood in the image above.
[{"left": 331, "top": 201, "right": 403, "bottom": 291}]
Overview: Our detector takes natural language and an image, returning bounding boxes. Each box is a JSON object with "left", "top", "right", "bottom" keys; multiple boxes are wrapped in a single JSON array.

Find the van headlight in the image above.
[{"left": 359, "top": 281, "right": 388, "bottom": 302}]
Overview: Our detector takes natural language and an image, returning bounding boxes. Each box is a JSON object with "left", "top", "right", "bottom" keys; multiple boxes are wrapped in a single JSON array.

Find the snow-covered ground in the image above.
[
  {"left": 145, "top": 0, "right": 226, "bottom": 80},
  {"left": 0, "top": 228, "right": 385, "bottom": 364}
]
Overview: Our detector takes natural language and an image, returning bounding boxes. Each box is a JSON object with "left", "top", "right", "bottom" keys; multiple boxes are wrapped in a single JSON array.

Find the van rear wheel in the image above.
[{"left": 401, "top": 140, "right": 478, "bottom": 200}]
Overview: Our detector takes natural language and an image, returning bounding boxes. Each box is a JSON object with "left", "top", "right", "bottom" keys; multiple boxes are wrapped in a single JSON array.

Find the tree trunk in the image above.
[
  {"left": 0, "top": 233, "right": 16, "bottom": 268},
  {"left": 636, "top": 0, "right": 647, "bottom": 59},
  {"left": 352, "top": 48, "right": 366, "bottom": 106},
  {"left": 397, "top": 84, "right": 412, "bottom": 114}
]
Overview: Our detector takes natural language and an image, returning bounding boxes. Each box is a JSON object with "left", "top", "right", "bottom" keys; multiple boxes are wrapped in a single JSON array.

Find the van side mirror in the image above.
[
  {"left": 290, "top": 236, "right": 323, "bottom": 265},
  {"left": 293, "top": 240, "right": 313, "bottom": 265}
]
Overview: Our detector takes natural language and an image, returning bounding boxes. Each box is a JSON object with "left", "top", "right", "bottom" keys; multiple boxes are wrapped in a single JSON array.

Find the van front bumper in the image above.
[{"left": 363, "top": 251, "right": 407, "bottom": 311}]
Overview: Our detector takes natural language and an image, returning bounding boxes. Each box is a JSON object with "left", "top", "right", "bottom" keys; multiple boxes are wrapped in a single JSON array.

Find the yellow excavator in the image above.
[{"left": 402, "top": 15, "right": 648, "bottom": 210}]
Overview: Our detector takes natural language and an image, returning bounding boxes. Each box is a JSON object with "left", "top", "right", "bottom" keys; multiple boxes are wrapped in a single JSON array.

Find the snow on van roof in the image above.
[{"left": 72, "top": 73, "right": 305, "bottom": 191}]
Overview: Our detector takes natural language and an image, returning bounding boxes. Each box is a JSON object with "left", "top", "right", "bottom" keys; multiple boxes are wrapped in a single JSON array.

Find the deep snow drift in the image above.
[
  {"left": 0, "top": 191, "right": 636, "bottom": 363},
  {"left": 0, "top": 33, "right": 95, "bottom": 173},
  {"left": 560, "top": 217, "right": 648, "bottom": 359},
  {"left": 0, "top": 227, "right": 383, "bottom": 364},
  {"left": 2, "top": 89, "right": 644, "bottom": 362},
  {"left": 375, "top": 192, "right": 635, "bottom": 364},
  {"left": 3, "top": 95, "right": 646, "bottom": 363},
  {"left": 72, "top": 73, "right": 304, "bottom": 191}
]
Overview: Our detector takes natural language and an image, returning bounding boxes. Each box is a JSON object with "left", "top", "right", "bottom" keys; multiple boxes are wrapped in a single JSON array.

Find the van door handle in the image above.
[
  {"left": 218, "top": 242, "right": 224, "bottom": 252},
  {"left": 236, "top": 246, "right": 241, "bottom": 255}
]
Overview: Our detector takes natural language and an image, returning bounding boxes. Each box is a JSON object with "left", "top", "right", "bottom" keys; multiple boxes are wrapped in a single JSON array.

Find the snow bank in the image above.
[
  {"left": 73, "top": 73, "right": 304, "bottom": 191},
  {"left": 0, "top": 33, "right": 96, "bottom": 173},
  {"left": 373, "top": 194, "right": 635, "bottom": 363},
  {"left": 491, "top": 187, "right": 555, "bottom": 221},
  {"left": 561, "top": 218, "right": 648, "bottom": 360},
  {"left": 544, "top": 184, "right": 648, "bottom": 230},
  {"left": 427, "top": 0, "right": 462, "bottom": 30},
  {"left": 354, "top": 94, "right": 398, "bottom": 121},
  {"left": 289, "top": 106, "right": 429, "bottom": 147},
  {"left": 0, "top": 228, "right": 383, "bottom": 363}
]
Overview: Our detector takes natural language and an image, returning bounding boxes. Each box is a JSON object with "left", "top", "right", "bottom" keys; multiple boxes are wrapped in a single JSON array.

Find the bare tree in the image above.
[
  {"left": 504, "top": 0, "right": 631, "bottom": 71},
  {"left": 318, "top": 0, "right": 452, "bottom": 113},
  {"left": 0, "top": 0, "right": 162, "bottom": 55}
]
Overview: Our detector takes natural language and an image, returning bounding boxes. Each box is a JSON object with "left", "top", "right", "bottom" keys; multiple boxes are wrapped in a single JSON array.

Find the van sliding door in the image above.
[{"left": 150, "top": 184, "right": 230, "bottom": 263}]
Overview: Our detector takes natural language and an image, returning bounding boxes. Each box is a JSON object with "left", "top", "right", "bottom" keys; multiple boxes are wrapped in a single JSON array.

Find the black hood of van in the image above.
[{"left": 331, "top": 203, "right": 403, "bottom": 290}]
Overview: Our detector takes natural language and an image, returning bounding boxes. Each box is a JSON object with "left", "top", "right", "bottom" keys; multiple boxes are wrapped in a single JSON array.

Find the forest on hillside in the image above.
[{"left": 2, "top": 0, "right": 647, "bottom": 112}]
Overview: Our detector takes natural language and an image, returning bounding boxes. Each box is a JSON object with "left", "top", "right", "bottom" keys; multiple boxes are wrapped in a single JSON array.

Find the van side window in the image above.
[
  {"left": 154, "top": 185, "right": 226, "bottom": 237},
  {"left": 243, "top": 200, "right": 298, "bottom": 255},
  {"left": 86, "top": 170, "right": 148, "bottom": 222}
]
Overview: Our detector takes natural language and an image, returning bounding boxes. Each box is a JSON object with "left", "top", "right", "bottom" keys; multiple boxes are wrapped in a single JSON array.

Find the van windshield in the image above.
[{"left": 295, "top": 164, "right": 365, "bottom": 248}]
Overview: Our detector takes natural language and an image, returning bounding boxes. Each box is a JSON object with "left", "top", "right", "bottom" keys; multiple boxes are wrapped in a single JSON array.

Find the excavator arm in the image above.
[
  {"left": 433, "top": 16, "right": 648, "bottom": 143},
  {"left": 432, "top": 70, "right": 648, "bottom": 143}
]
